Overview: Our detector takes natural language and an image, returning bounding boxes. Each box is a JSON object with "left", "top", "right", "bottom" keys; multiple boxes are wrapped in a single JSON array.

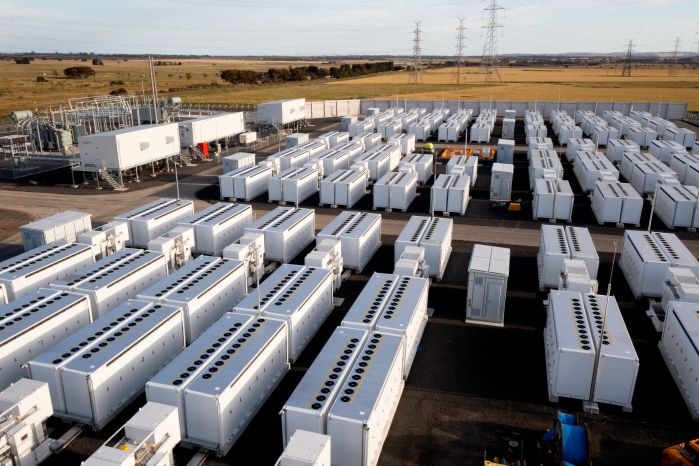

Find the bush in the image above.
[
  {"left": 14, "top": 57, "right": 31, "bottom": 64},
  {"left": 109, "top": 80, "right": 125, "bottom": 86},
  {"left": 92, "top": 58, "right": 104, "bottom": 65},
  {"left": 63, "top": 66, "right": 96, "bottom": 79},
  {"left": 36, "top": 76, "right": 48, "bottom": 82},
  {"left": 109, "top": 87, "right": 128, "bottom": 96}
]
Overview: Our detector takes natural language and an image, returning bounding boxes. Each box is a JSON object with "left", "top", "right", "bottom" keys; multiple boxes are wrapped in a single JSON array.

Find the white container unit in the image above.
[
  {"left": 661, "top": 267, "right": 699, "bottom": 312},
  {"left": 78, "top": 123, "right": 180, "bottom": 171},
  {"left": 654, "top": 184, "right": 699, "bottom": 229},
  {"left": 341, "top": 116, "right": 358, "bottom": 132},
  {"left": 356, "top": 149, "right": 391, "bottom": 182},
  {"left": 654, "top": 232, "right": 699, "bottom": 277},
  {"left": 544, "top": 291, "right": 596, "bottom": 402},
  {"left": 114, "top": 198, "right": 194, "bottom": 248},
  {"left": 630, "top": 160, "right": 677, "bottom": 195},
  {"left": 537, "top": 225, "right": 570, "bottom": 291},
  {"left": 333, "top": 142, "right": 365, "bottom": 164},
  {"left": 619, "top": 230, "right": 671, "bottom": 299},
  {"left": 529, "top": 153, "right": 563, "bottom": 189},
  {"left": 20, "top": 211, "right": 92, "bottom": 251},
  {"left": 314, "top": 148, "right": 351, "bottom": 174},
  {"left": 620, "top": 151, "right": 657, "bottom": 181},
  {"left": 222, "top": 232, "right": 265, "bottom": 287},
  {"left": 147, "top": 312, "right": 288, "bottom": 455},
  {"left": 389, "top": 133, "right": 416, "bottom": 155},
  {"left": 223, "top": 153, "right": 256, "bottom": 173},
  {"left": 349, "top": 120, "right": 375, "bottom": 138},
  {"left": 316, "top": 211, "right": 381, "bottom": 273},
  {"left": 591, "top": 125, "right": 619, "bottom": 147},
  {"left": 394, "top": 216, "right": 453, "bottom": 281},
  {"left": 83, "top": 402, "right": 181, "bottom": 466},
  {"left": 490, "top": 163, "right": 514, "bottom": 202},
  {"left": 532, "top": 179, "right": 574, "bottom": 222},
  {"left": 378, "top": 120, "right": 402, "bottom": 141},
  {"left": 659, "top": 301, "right": 699, "bottom": 421},
  {"left": 280, "top": 326, "right": 369, "bottom": 445},
  {"left": 178, "top": 112, "right": 245, "bottom": 147},
  {"left": 49, "top": 248, "right": 168, "bottom": 318},
  {"left": 466, "top": 245, "right": 510, "bottom": 327},
  {"left": 256, "top": 99, "right": 306, "bottom": 125},
  {"left": 606, "top": 139, "right": 641, "bottom": 163},
  {"left": 575, "top": 157, "right": 619, "bottom": 193},
  {"left": 581, "top": 294, "right": 639, "bottom": 410},
  {"left": 687, "top": 164, "right": 699, "bottom": 190},
  {"left": 239, "top": 132, "right": 257, "bottom": 145},
  {"left": 279, "top": 148, "right": 311, "bottom": 171},
  {"left": 326, "top": 332, "right": 405, "bottom": 466},
  {"left": 565, "top": 226, "right": 599, "bottom": 280},
  {"left": 373, "top": 171, "right": 418, "bottom": 212},
  {"left": 566, "top": 138, "right": 595, "bottom": 162},
  {"left": 502, "top": 118, "right": 515, "bottom": 139},
  {"left": 0, "top": 289, "right": 92, "bottom": 391},
  {"left": 138, "top": 256, "right": 247, "bottom": 343},
  {"left": 341, "top": 273, "right": 429, "bottom": 379},
  {"left": 220, "top": 165, "right": 274, "bottom": 201},
  {"left": 147, "top": 226, "right": 196, "bottom": 272},
  {"left": 626, "top": 126, "right": 657, "bottom": 149},
  {"left": 470, "top": 122, "right": 491, "bottom": 143},
  {"left": 446, "top": 155, "right": 478, "bottom": 187},
  {"left": 277, "top": 430, "right": 331, "bottom": 466},
  {"left": 77, "top": 221, "right": 130, "bottom": 261},
  {"left": 400, "top": 153, "right": 433, "bottom": 184},
  {"left": 496, "top": 139, "right": 515, "bottom": 164},
  {"left": 286, "top": 133, "right": 310, "bottom": 148},
  {"left": 665, "top": 127, "right": 696, "bottom": 148},
  {"left": 590, "top": 181, "right": 643, "bottom": 227},
  {"left": 373, "top": 143, "right": 402, "bottom": 171},
  {"left": 431, "top": 174, "right": 470, "bottom": 216},
  {"left": 178, "top": 202, "right": 253, "bottom": 256},
  {"left": 528, "top": 137, "right": 554, "bottom": 157},
  {"left": 650, "top": 139, "right": 687, "bottom": 164},
  {"left": 0, "top": 378, "right": 54, "bottom": 466},
  {"left": 27, "top": 300, "right": 185, "bottom": 429},
  {"left": 0, "top": 242, "right": 94, "bottom": 302},
  {"left": 268, "top": 167, "right": 319, "bottom": 204},
  {"left": 245, "top": 207, "right": 315, "bottom": 263},
  {"left": 318, "top": 131, "right": 350, "bottom": 149},
  {"left": 234, "top": 265, "right": 333, "bottom": 363},
  {"left": 355, "top": 132, "right": 381, "bottom": 152},
  {"left": 319, "top": 170, "right": 367, "bottom": 209},
  {"left": 670, "top": 153, "right": 699, "bottom": 183}
]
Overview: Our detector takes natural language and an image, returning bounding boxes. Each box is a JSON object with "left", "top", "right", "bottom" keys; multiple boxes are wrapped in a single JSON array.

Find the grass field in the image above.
[{"left": 1, "top": 58, "right": 698, "bottom": 118}]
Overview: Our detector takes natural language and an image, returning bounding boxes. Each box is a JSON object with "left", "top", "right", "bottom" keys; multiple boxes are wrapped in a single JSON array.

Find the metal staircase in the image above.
[{"left": 97, "top": 168, "right": 124, "bottom": 190}]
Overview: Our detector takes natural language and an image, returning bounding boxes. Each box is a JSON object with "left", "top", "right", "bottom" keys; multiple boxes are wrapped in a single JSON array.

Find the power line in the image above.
[
  {"left": 669, "top": 36, "right": 681, "bottom": 76},
  {"left": 481, "top": 0, "right": 504, "bottom": 83},
  {"left": 451, "top": 18, "right": 467, "bottom": 84},
  {"left": 410, "top": 21, "right": 424, "bottom": 84},
  {"left": 621, "top": 39, "right": 634, "bottom": 77}
]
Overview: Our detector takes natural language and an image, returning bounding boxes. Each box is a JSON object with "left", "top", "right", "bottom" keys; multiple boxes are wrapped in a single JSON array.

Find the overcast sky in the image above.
[{"left": 0, "top": 0, "right": 696, "bottom": 55}]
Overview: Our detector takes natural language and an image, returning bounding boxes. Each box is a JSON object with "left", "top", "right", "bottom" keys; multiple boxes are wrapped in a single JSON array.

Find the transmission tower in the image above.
[
  {"left": 481, "top": 0, "right": 504, "bottom": 83},
  {"left": 410, "top": 21, "right": 424, "bottom": 84},
  {"left": 669, "top": 36, "right": 681, "bottom": 76},
  {"left": 621, "top": 40, "right": 634, "bottom": 77},
  {"left": 451, "top": 18, "right": 467, "bottom": 84}
]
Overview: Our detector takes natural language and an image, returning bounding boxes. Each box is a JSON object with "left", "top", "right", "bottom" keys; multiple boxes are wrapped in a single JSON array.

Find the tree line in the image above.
[{"left": 220, "top": 61, "right": 397, "bottom": 85}]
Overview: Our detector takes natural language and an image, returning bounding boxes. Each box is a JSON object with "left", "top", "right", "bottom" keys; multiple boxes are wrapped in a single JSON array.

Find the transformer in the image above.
[
  {"left": 466, "top": 245, "right": 509, "bottom": 327},
  {"left": 222, "top": 232, "right": 265, "bottom": 287},
  {"left": 661, "top": 267, "right": 699, "bottom": 312},
  {"left": 77, "top": 221, "right": 130, "bottom": 261},
  {"left": 277, "top": 430, "right": 331, "bottom": 466},
  {"left": 490, "top": 163, "right": 514, "bottom": 202},
  {"left": 147, "top": 226, "right": 195, "bottom": 273},
  {"left": 394, "top": 246, "right": 430, "bottom": 278},
  {"left": 558, "top": 259, "right": 598, "bottom": 294}
]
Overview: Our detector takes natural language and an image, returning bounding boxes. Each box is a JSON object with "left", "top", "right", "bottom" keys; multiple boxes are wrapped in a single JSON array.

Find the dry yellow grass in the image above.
[{"left": 1, "top": 59, "right": 697, "bottom": 118}]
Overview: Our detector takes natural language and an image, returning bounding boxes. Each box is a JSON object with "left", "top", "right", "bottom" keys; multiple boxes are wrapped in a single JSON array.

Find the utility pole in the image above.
[
  {"left": 410, "top": 21, "right": 424, "bottom": 84},
  {"left": 451, "top": 18, "right": 467, "bottom": 84},
  {"left": 481, "top": 0, "right": 504, "bottom": 83},
  {"left": 669, "top": 36, "right": 681, "bottom": 77},
  {"left": 621, "top": 39, "right": 634, "bottom": 77}
]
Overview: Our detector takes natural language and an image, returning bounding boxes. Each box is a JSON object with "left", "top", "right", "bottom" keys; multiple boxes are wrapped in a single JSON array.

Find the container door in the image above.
[
  {"left": 485, "top": 279, "right": 503, "bottom": 323},
  {"left": 469, "top": 275, "right": 485, "bottom": 318}
]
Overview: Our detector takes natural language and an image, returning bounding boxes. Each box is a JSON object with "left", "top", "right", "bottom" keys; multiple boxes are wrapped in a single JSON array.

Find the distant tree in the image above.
[
  {"left": 92, "top": 58, "right": 104, "bottom": 65},
  {"left": 36, "top": 76, "right": 48, "bottom": 82},
  {"left": 63, "top": 66, "right": 96, "bottom": 79},
  {"left": 109, "top": 80, "right": 125, "bottom": 86},
  {"left": 80, "top": 58, "right": 87, "bottom": 62},
  {"left": 185, "top": 72, "right": 192, "bottom": 80},
  {"left": 329, "top": 67, "right": 342, "bottom": 79},
  {"left": 109, "top": 87, "right": 128, "bottom": 96},
  {"left": 14, "top": 57, "right": 31, "bottom": 64},
  {"left": 220, "top": 69, "right": 259, "bottom": 84},
  {"left": 51, "top": 70, "right": 58, "bottom": 76}
]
